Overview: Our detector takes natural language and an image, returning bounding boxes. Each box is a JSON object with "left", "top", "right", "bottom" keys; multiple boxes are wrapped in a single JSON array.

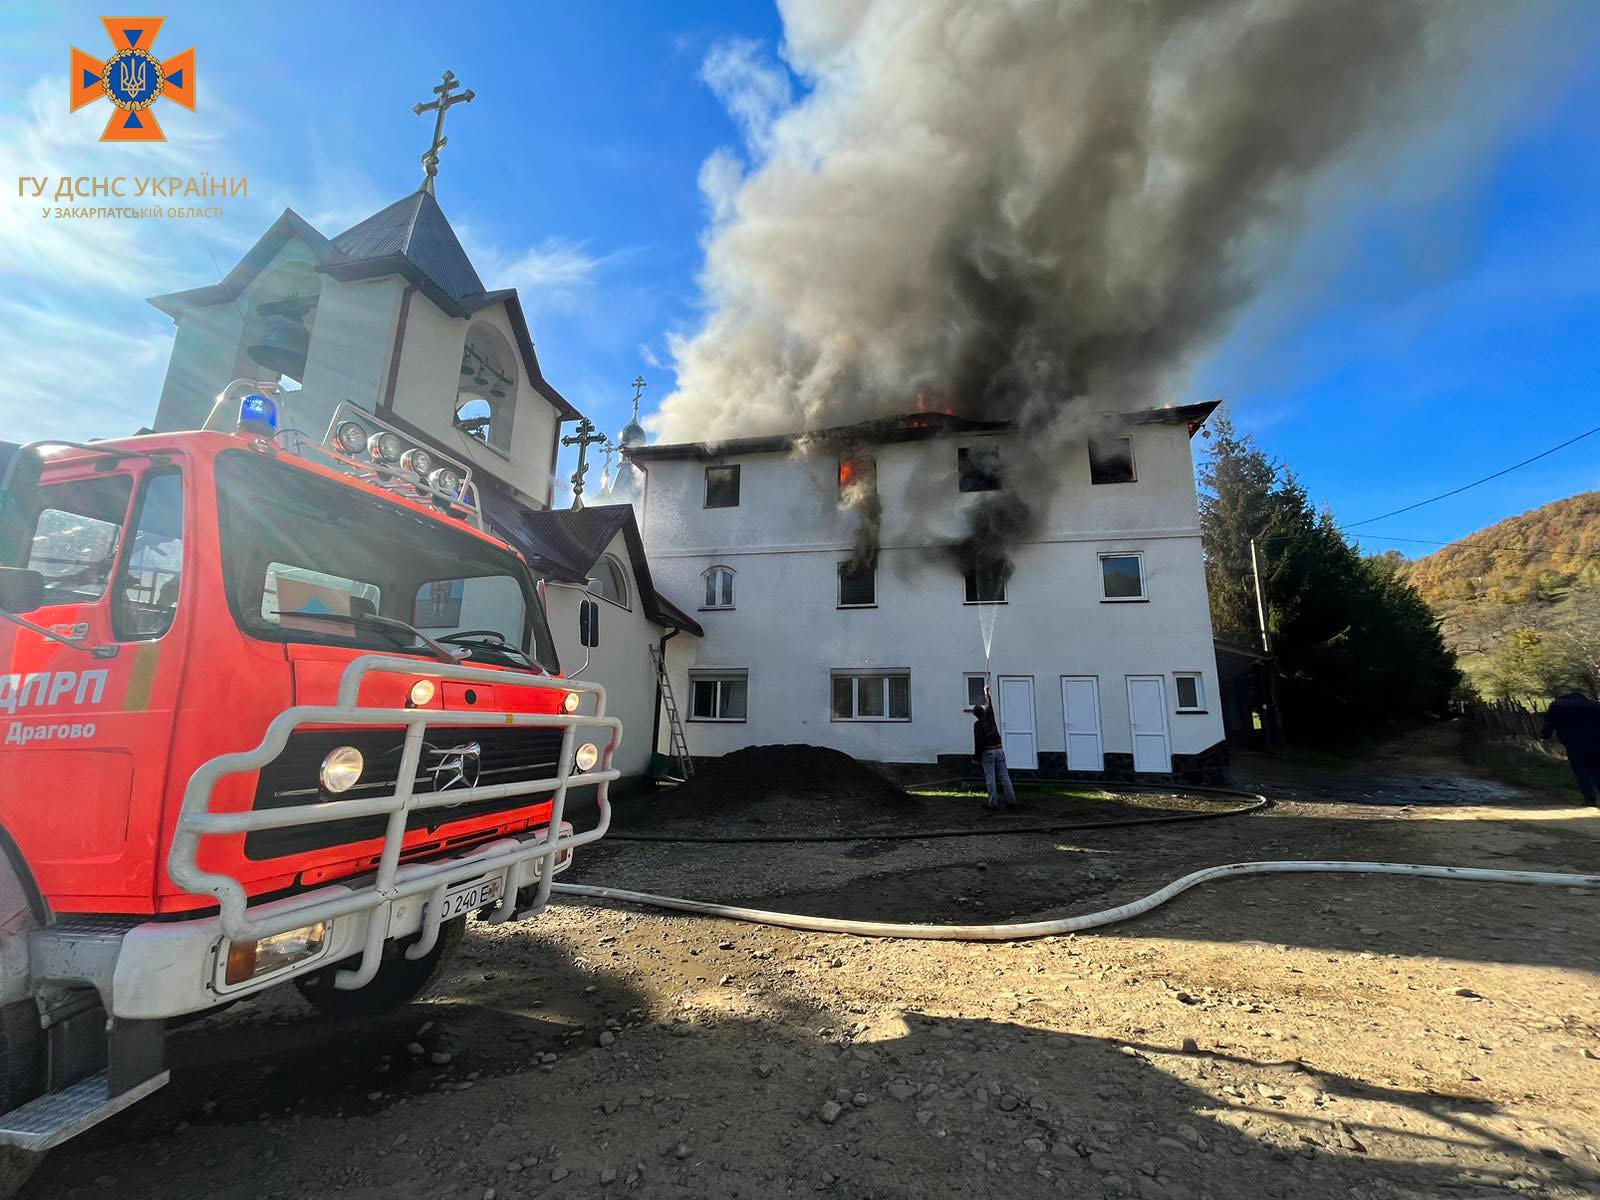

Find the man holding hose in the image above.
[{"left": 967, "top": 685, "right": 1018, "bottom": 812}]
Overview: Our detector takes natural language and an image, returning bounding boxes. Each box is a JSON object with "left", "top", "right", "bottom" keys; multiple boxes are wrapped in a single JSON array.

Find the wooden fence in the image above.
[{"left": 1461, "top": 699, "right": 1545, "bottom": 739}]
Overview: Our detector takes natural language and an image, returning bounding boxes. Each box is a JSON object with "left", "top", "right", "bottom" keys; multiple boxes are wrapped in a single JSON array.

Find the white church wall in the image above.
[
  {"left": 295, "top": 275, "right": 404, "bottom": 439},
  {"left": 390, "top": 300, "right": 554, "bottom": 508},
  {"left": 542, "top": 531, "right": 669, "bottom": 783},
  {"left": 646, "top": 422, "right": 1224, "bottom": 770}
]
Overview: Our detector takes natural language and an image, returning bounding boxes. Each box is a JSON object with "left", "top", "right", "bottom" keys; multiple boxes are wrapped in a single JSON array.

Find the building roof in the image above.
[
  {"left": 145, "top": 197, "right": 579, "bottom": 422},
  {"left": 479, "top": 493, "right": 701, "bottom": 636},
  {"left": 627, "top": 402, "right": 1219, "bottom": 462},
  {"left": 327, "top": 189, "right": 485, "bottom": 306}
]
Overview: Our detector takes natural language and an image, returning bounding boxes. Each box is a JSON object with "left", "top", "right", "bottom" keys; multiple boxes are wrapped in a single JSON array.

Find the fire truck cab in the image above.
[{"left": 0, "top": 384, "right": 618, "bottom": 1152}]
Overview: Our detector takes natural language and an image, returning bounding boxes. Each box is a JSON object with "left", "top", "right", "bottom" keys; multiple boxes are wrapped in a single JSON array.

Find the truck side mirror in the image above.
[
  {"left": 579, "top": 598, "right": 600, "bottom": 648},
  {"left": 0, "top": 567, "right": 44, "bottom": 614}
]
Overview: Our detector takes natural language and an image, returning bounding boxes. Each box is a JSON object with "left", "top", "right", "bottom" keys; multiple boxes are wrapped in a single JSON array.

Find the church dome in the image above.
[{"left": 618, "top": 416, "right": 647, "bottom": 448}]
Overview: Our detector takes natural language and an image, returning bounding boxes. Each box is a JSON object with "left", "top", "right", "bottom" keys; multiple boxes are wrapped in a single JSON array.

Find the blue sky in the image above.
[{"left": 1, "top": 1, "right": 1597, "bottom": 552}]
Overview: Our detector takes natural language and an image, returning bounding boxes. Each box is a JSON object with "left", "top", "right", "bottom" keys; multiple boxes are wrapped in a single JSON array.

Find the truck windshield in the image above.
[{"left": 216, "top": 451, "right": 558, "bottom": 672}]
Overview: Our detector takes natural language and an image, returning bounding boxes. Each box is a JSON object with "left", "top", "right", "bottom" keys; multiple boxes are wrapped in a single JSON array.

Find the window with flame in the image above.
[
  {"left": 957, "top": 445, "right": 1001, "bottom": 492},
  {"left": 702, "top": 565, "right": 735, "bottom": 609},
  {"left": 838, "top": 454, "right": 876, "bottom": 502}
]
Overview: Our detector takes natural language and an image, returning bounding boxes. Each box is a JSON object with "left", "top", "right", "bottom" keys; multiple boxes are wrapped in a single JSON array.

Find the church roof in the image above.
[
  {"left": 145, "top": 196, "right": 580, "bottom": 422},
  {"left": 328, "top": 189, "right": 485, "bottom": 305},
  {"left": 480, "top": 494, "right": 702, "bottom": 635}
]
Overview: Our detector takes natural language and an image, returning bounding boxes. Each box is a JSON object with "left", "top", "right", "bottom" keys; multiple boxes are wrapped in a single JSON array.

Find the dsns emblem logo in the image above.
[{"left": 70, "top": 18, "right": 195, "bottom": 142}]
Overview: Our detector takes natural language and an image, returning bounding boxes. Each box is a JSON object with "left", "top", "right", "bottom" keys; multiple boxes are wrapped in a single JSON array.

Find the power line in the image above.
[{"left": 1345, "top": 424, "right": 1600, "bottom": 528}]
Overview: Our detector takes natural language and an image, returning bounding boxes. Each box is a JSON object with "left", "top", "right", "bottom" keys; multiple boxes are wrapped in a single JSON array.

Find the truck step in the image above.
[{"left": 0, "top": 1069, "right": 170, "bottom": 1152}]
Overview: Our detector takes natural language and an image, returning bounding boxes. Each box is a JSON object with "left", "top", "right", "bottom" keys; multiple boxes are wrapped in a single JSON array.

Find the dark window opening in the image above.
[
  {"left": 1089, "top": 437, "right": 1135, "bottom": 484},
  {"left": 704, "top": 465, "right": 741, "bottom": 508},
  {"left": 838, "top": 561, "right": 875, "bottom": 607},
  {"left": 690, "top": 673, "right": 747, "bottom": 721},
  {"left": 23, "top": 474, "right": 134, "bottom": 607},
  {"left": 963, "top": 563, "right": 1008, "bottom": 603},
  {"left": 957, "top": 446, "right": 1001, "bottom": 492}
]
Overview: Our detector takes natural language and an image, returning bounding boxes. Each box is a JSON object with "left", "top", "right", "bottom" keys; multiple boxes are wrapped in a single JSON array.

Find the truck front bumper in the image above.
[{"left": 105, "top": 825, "right": 575, "bottom": 1020}]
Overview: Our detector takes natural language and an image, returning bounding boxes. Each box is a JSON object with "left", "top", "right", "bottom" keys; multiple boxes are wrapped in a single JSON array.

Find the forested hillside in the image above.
[{"left": 1401, "top": 491, "right": 1600, "bottom": 702}]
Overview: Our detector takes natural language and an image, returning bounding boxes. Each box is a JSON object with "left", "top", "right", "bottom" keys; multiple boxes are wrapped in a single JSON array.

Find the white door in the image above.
[
  {"left": 1126, "top": 676, "right": 1171, "bottom": 773},
  {"left": 997, "top": 676, "right": 1037, "bottom": 770},
  {"left": 1060, "top": 676, "right": 1103, "bottom": 771}
]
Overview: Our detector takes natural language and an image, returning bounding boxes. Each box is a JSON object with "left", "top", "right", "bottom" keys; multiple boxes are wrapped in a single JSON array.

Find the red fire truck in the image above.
[{"left": 0, "top": 384, "right": 618, "bottom": 1153}]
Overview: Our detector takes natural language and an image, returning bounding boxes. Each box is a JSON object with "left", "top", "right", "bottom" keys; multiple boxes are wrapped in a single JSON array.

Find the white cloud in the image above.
[
  {"left": 461, "top": 231, "right": 610, "bottom": 313},
  {"left": 700, "top": 38, "right": 792, "bottom": 159},
  {"left": 638, "top": 342, "right": 663, "bottom": 369},
  {"left": 0, "top": 298, "right": 172, "bottom": 440}
]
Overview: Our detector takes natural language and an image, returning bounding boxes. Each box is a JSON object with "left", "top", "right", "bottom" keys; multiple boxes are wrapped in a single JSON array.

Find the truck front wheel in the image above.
[{"left": 293, "top": 917, "right": 465, "bottom": 1020}]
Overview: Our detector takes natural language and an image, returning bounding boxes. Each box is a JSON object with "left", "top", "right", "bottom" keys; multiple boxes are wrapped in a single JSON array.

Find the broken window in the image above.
[
  {"left": 963, "top": 563, "right": 1008, "bottom": 603},
  {"left": 690, "top": 671, "right": 747, "bottom": 721},
  {"left": 838, "top": 454, "right": 876, "bottom": 501},
  {"left": 831, "top": 672, "right": 911, "bottom": 721},
  {"left": 957, "top": 445, "right": 1001, "bottom": 492},
  {"left": 1089, "top": 437, "right": 1136, "bottom": 484},
  {"left": 837, "top": 560, "right": 875, "bottom": 607},
  {"left": 704, "top": 464, "right": 741, "bottom": 508}
]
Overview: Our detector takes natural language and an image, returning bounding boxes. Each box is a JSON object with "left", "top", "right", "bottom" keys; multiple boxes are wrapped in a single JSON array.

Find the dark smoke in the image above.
[{"left": 657, "top": 0, "right": 1482, "bottom": 565}]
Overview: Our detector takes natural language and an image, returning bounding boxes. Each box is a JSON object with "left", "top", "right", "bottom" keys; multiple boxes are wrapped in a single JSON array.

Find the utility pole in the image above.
[{"left": 1249, "top": 536, "right": 1271, "bottom": 653}]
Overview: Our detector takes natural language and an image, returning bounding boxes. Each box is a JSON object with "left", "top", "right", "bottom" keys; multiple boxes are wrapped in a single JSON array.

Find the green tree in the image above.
[{"left": 1199, "top": 412, "right": 1458, "bottom": 743}]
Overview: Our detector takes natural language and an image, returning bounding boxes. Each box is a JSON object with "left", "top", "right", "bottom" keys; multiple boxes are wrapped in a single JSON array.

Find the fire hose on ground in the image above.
[{"left": 550, "top": 785, "right": 1600, "bottom": 941}]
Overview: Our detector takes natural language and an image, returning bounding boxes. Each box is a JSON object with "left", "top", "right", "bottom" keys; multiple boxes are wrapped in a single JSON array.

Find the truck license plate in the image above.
[{"left": 439, "top": 873, "right": 504, "bottom": 919}]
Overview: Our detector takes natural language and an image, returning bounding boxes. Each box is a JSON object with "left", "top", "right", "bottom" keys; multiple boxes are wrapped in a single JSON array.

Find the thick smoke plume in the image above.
[{"left": 655, "top": 0, "right": 1474, "bottom": 565}]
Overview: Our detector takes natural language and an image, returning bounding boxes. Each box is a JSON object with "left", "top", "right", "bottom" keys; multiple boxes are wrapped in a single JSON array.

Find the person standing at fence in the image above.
[{"left": 1540, "top": 691, "right": 1600, "bottom": 806}]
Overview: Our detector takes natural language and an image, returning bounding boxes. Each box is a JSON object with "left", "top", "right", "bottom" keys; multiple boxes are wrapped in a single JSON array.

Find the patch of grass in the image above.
[
  {"left": 909, "top": 785, "right": 1110, "bottom": 802},
  {"left": 1460, "top": 731, "right": 1581, "bottom": 803}
]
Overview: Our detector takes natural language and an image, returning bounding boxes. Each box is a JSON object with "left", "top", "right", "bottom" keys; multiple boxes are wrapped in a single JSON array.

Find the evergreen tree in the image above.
[{"left": 1199, "top": 412, "right": 1458, "bottom": 743}]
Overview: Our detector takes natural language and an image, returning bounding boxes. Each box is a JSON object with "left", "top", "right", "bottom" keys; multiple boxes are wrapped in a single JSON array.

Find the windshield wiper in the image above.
[
  {"left": 275, "top": 610, "right": 461, "bottom": 665},
  {"left": 438, "top": 629, "right": 543, "bottom": 672}
]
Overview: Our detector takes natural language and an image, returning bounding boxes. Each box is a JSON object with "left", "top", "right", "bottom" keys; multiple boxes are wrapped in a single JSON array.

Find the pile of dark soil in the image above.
[{"left": 619, "top": 744, "right": 922, "bottom": 835}]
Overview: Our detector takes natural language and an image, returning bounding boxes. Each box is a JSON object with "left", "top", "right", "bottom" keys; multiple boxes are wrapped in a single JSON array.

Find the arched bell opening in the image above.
[
  {"left": 455, "top": 323, "right": 518, "bottom": 452},
  {"left": 245, "top": 259, "right": 322, "bottom": 383}
]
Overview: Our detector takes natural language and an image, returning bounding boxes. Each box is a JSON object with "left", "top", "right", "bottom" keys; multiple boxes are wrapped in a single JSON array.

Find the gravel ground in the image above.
[{"left": 27, "top": 726, "right": 1600, "bottom": 1200}]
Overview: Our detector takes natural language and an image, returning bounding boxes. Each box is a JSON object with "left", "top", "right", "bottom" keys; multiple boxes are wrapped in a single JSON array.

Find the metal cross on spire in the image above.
[
  {"left": 414, "top": 70, "right": 476, "bottom": 195},
  {"left": 631, "top": 375, "right": 647, "bottom": 418},
  {"left": 562, "top": 417, "right": 609, "bottom": 509}
]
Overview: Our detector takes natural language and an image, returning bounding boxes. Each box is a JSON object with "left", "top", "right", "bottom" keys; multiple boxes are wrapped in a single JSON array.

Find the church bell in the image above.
[{"left": 247, "top": 294, "right": 315, "bottom": 379}]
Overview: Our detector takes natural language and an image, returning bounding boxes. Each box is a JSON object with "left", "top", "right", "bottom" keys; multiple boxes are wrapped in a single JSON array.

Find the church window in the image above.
[
  {"left": 590, "top": 554, "right": 630, "bottom": 609},
  {"left": 455, "top": 324, "right": 518, "bottom": 452}
]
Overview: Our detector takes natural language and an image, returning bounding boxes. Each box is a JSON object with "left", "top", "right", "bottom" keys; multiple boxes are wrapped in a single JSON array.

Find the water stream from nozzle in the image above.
[{"left": 977, "top": 603, "right": 998, "bottom": 675}]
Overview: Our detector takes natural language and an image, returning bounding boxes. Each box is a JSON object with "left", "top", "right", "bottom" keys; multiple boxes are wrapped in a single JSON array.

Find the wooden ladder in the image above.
[{"left": 649, "top": 645, "right": 694, "bottom": 780}]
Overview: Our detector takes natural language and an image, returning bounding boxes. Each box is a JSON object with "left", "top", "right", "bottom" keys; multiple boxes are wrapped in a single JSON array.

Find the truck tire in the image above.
[
  {"left": 0, "top": 1000, "right": 43, "bottom": 1115},
  {"left": 294, "top": 917, "right": 465, "bottom": 1020}
]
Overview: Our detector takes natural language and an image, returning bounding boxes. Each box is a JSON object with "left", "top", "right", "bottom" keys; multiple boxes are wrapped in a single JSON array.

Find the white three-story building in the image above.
[{"left": 631, "top": 405, "right": 1228, "bottom": 782}]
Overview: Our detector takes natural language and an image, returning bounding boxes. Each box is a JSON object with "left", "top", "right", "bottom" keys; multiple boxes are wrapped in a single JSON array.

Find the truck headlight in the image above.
[
  {"left": 334, "top": 420, "right": 367, "bottom": 454},
  {"left": 428, "top": 466, "right": 462, "bottom": 499},
  {"left": 400, "top": 447, "right": 434, "bottom": 477},
  {"left": 562, "top": 690, "right": 581, "bottom": 713},
  {"left": 225, "top": 922, "right": 329, "bottom": 986},
  {"left": 368, "top": 431, "right": 404, "bottom": 463},
  {"left": 320, "top": 745, "right": 364, "bottom": 793},
  {"left": 574, "top": 742, "right": 600, "bottom": 772},
  {"left": 409, "top": 679, "right": 437, "bottom": 706}
]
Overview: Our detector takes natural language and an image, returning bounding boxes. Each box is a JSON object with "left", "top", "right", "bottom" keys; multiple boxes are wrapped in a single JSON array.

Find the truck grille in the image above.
[{"left": 244, "top": 727, "right": 566, "bottom": 860}]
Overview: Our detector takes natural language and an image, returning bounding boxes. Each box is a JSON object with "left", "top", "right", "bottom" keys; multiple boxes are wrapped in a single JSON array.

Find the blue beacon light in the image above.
[{"left": 238, "top": 393, "right": 279, "bottom": 437}]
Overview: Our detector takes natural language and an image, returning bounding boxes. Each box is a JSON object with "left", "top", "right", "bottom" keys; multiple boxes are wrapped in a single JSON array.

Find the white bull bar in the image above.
[{"left": 167, "top": 655, "right": 620, "bottom": 990}]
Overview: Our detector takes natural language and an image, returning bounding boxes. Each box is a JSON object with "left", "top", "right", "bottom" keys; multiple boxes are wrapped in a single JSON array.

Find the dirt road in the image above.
[{"left": 31, "top": 737, "right": 1600, "bottom": 1199}]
